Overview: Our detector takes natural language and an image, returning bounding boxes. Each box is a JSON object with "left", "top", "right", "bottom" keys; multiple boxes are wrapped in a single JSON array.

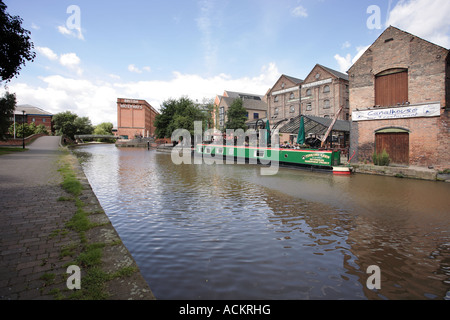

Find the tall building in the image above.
[
  {"left": 349, "top": 26, "right": 450, "bottom": 169},
  {"left": 300, "top": 64, "right": 350, "bottom": 121},
  {"left": 266, "top": 75, "right": 303, "bottom": 124},
  {"left": 116, "top": 98, "right": 159, "bottom": 139}
]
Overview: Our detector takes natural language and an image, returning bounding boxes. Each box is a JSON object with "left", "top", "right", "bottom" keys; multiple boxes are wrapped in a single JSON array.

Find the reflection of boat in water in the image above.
[{"left": 195, "top": 144, "right": 353, "bottom": 175}]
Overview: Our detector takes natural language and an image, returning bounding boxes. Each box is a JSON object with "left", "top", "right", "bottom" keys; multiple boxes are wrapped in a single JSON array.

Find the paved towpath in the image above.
[{"left": 0, "top": 136, "right": 154, "bottom": 300}]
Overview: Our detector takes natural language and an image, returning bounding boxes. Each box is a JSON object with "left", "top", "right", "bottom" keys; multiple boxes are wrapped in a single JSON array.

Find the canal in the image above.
[{"left": 73, "top": 144, "right": 450, "bottom": 300}]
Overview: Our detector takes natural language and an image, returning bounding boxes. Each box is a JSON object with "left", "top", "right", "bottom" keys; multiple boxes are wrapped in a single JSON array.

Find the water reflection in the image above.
[{"left": 73, "top": 145, "right": 450, "bottom": 300}]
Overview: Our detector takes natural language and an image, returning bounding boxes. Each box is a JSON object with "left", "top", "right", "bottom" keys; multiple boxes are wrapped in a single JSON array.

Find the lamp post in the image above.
[{"left": 22, "top": 110, "right": 26, "bottom": 149}]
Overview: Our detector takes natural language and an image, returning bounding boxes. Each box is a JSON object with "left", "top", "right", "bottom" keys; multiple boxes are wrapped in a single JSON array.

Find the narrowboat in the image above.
[{"left": 195, "top": 144, "right": 353, "bottom": 174}]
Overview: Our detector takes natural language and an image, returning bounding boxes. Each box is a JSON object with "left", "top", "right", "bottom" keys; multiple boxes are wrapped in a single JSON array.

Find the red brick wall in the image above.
[
  {"left": 117, "top": 98, "right": 159, "bottom": 139},
  {"left": 0, "top": 133, "right": 49, "bottom": 146},
  {"left": 349, "top": 27, "right": 450, "bottom": 170}
]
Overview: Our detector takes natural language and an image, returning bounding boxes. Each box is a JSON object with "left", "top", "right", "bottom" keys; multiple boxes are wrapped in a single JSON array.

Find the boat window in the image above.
[
  {"left": 255, "top": 150, "right": 265, "bottom": 158},
  {"left": 228, "top": 148, "right": 234, "bottom": 155},
  {"left": 216, "top": 148, "right": 224, "bottom": 154},
  {"left": 205, "top": 147, "right": 212, "bottom": 154}
]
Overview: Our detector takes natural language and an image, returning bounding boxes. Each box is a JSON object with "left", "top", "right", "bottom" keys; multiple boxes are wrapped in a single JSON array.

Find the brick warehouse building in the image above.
[
  {"left": 116, "top": 98, "right": 159, "bottom": 139},
  {"left": 348, "top": 26, "right": 450, "bottom": 170}
]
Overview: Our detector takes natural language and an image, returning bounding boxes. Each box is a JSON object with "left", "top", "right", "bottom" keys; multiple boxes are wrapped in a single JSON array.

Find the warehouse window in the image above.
[
  {"left": 375, "top": 68, "right": 408, "bottom": 107},
  {"left": 323, "top": 85, "right": 330, "bottom": 93}
]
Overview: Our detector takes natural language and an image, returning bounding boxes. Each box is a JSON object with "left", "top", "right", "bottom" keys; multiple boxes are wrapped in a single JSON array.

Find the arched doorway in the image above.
[{"left": 375, "top": 128, "right": 410, "bottom": 165}]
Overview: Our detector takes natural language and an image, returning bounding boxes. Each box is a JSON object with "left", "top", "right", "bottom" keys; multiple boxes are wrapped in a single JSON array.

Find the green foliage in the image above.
[
  {"left": 373, "top": 149, "right": 390, "bottom": 166},
  {"left": 93, "top": 122, "right": 113, "bottom": 135},
  {"left": 53, "top": 111, "right": 94, "bottom": 139},
  {"left": 154, "top": 97, "right": 208, "bottom": 138},
  {"left": 0, "top": 92, "right": 16, "bottom": 140},
  {"left": 0, "top": 1, "right": 36, "bottom": 83},
  {"left": 225, "top": 98, "right": 248, "bottom": 131},
  {"left": 93, "top": 122, "right": 114, "bottom": 142}
]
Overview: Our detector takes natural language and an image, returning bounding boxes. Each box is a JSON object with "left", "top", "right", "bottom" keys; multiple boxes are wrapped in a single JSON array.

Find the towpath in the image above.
[{"left": 0, "top": 136, "right": 154, "bottom": 300}]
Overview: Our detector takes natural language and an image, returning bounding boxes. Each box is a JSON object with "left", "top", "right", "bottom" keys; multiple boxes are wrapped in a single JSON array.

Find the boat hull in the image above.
[{"left": 195, "top": 144, "right": 342, "bottom": 169}]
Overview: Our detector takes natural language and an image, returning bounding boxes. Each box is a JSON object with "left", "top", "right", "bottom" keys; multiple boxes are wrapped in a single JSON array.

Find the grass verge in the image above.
[
  {"left": 0, "top": 147, "right": 28, "bottom": 155},
  {"left": 51, "top": 150, "right": 137, "bottom": 300}
]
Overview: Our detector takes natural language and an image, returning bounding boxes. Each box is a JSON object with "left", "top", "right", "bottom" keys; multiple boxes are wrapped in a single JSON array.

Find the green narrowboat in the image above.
[{"left": 195, "top": 144, "right": 346, "bottom": 172}]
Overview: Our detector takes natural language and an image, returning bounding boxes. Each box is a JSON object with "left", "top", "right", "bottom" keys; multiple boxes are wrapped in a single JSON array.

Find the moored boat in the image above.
[{"left": 195, "top": 144, "right": 347, "bottom": 171}]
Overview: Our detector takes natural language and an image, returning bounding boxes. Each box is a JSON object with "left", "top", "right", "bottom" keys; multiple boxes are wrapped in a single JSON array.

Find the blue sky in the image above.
[{"left": 2, "top": 0, "right": 450, "bottom": 126}]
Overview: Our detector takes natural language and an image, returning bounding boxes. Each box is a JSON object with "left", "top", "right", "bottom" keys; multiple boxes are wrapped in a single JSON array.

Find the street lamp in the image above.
[{"left": 22, "top": 110, "right": 26, "bottom": 149}]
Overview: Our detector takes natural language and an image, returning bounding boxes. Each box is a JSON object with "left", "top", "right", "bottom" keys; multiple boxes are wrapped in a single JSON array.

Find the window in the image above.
[
  {"left": 323, "top": 100, "right": 330, "bottom": 109},
  {"left": 306, "top": 103, "right": 312, "bottom": 111},
  {"left": 32, "top": 118, "right": 36, "bottom": 122},
  {"left": 375, "top": 69, "right": 408, "bottom": 107},
  {"left": 306, "top": 89, "right": 312, "bottom": 96},
  {"left": 246, "top": 112, "right": 249, "bottom": 118},
  {"left": 323, "top": 85, "right": 330, "bottom": 93},
  {"left": 43, "top": 118, "right": 46, "bottom": 123},
  {"left": 274, "top": 96, "right": 279, "bottom": 102},
  {"left": 254, "top": 113, "right": 259, "bottom": 119},
  {"left": 274, "top": 107, "right": 279, "bottom": 115},
  {"left": 290, "top": 93, "right": 295, "bottom": 100},
  {"left": 290, "top": 106, "right": 295, "bottom": 113}
]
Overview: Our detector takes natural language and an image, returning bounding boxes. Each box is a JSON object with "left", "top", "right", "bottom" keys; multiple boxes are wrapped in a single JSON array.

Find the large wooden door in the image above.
[
  {"left": 375, "top": 132, "right": 409, "bottom": 165},
  {"left": 375, "top": 70, "right": 408, "bottom": 107}
]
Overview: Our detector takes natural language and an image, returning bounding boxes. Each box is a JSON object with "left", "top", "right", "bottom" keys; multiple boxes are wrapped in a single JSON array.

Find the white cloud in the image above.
[
  {"left": 31, "top": 23, "right": 40, "bottom": 30},
  {"left": 292, "top": 5, "right": 308, "bottom": 18},
  {"left": 334, "top": 54, "right": 352, "bottom": 73},
  {"left": 334, "top": 46, "right": 370, "bottom": 72},
  {"left": 128, "top": 65, "right": 151, "bottom": 74},
  {"left": 57, "top": 25, "right": 72, "bottom": 36},
  {"left": 128, "top": 64, "right": 142, "bottom": 74},
  {"left": 57, "top": 25, "right": 84, "bottom": 40},
  {"left": 341, "top": 41, "right": 351, "bottom": 49},
  {"left": 3, "top": 63, "right": 280, "bottom": 127},
  {"left": 36, "top": 47, "right": 58, "bottom": 61},
  {"left": 386, "top": 0, "right": 450, "bottom": 48},
  {"left": 59, "top": 53, "right": 83, "bottom": 76}
]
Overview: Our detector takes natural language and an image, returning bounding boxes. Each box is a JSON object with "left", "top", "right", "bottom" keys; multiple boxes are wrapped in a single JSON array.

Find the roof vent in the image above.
[{"left": 384, "top": 38, "right": 394, "bottom": 43}]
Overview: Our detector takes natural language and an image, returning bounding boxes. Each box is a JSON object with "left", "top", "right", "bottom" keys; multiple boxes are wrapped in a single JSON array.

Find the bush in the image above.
[{"left": 373, "top": 149, "right": 390, "bottom": 166}]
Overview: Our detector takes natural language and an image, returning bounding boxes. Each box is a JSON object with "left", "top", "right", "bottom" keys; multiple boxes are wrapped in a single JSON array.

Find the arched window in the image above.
[
  {"left": 306, "top": 89, "right": 312, "bottom": 96},
  {"left": 323, "top": 85, "right": 330, "bottom": 93},
  {"left": 323, "top": 100, "right": 330, "bottom": 109}
]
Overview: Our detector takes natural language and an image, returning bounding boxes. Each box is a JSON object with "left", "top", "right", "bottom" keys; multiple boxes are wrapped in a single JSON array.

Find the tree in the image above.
[
  {"left": 53, "top": 111, "right": 93, "bottom": 139},
  {"left": 154, "top": 97, "right": 208, "bottom": 138},
  {"left": 93, "top": 122, "right": 114, "bottom": 142},
  {"left": 93, "top": 122, "right": 113, "bottom": 136},
  {"left": 0, "top": 91, "right": 16, "bottom": 140},
  {"left": 0, "top": 1, "right": 36, "bottom": 83},
  {"left": 225, "top": 98, "right": 248, "bottom": 131}
]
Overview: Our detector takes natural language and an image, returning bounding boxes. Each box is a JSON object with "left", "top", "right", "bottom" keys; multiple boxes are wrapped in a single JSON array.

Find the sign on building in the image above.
[{"left": 352, "top": 103, "right": 441, "bottom": 121}]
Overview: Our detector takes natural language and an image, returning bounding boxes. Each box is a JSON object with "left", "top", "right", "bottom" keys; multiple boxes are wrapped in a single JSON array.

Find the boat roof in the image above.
[{"left": 279, "top": 115, "right": 350, "bottom": 134}]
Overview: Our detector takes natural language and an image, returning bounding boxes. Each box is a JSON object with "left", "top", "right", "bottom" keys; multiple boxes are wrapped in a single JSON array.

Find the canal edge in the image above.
[{"left": 66, "top": 147, "right": 156, "bottom": 300}]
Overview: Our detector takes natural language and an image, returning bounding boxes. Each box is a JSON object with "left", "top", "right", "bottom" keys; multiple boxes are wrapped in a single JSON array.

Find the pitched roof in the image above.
[
  {"left": 279, "top": 115, "right": 350, "bottom": 134},
  {"left": 317, "top": 64, "right": 349, "bottom": 81},
  {"left": 221, "top": 97, "right": 268, "bottom": 111},
  {"left": 283, "top": 74, "right": 303, "bottom": 85},
  {"left": 15, "top": 105, "right": 53, "bottom": 116},
  {"left": 224, "top": 91, "right": 263, "bottom": 100},
  {"left": 348, "top": 26, "right": 450, "bottom": 72}
]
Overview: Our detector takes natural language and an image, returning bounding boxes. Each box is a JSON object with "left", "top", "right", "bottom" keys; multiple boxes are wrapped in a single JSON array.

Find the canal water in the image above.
[{"left": 73, "top": 144, "right": 450, "bottom": 300}]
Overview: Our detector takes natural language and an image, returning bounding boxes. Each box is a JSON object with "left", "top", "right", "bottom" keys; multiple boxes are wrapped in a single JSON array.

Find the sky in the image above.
[{"left": 2, "top": 0, "right": 450, "bottom": 126}]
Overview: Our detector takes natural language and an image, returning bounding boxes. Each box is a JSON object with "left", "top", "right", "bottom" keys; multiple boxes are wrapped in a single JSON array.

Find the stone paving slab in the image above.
[{"left": 0, "top": 136, "right": 155, "bottom": 300}]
